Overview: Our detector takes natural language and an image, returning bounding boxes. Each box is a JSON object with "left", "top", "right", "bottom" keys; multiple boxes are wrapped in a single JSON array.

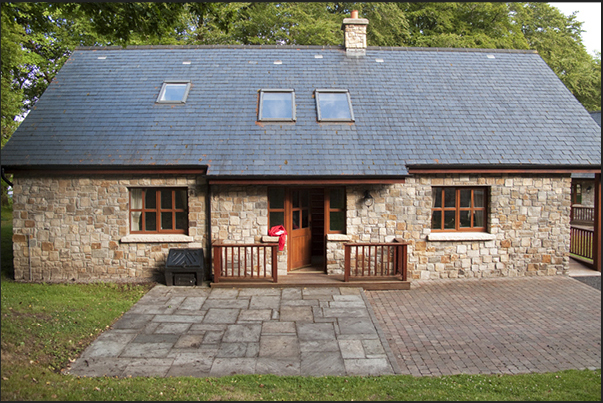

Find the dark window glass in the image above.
[
  {"left": 268, "top": 188, "right": 285, "bottom": 209},
  {"left": 145, "top": 212, "right": 157, "bottom": 232},
  {"left": 444, "top": 211, "right": 456, "bottom": 229},
  {"left": 433, "top": 188, "right": 442, "bottom": 208},
  {"left": 460, "top": 189, "right": 472, "bottom": 208},
  {"left": 459, "top": 210, "right": 471, "bottom": 227},
  {"left": 175, "top": 190, "right": 187, "bottom": 209},
  {"left": 292, "top": 210, "right": 300, "bottom": 229},
  {"left": 176, "top": 212, "right": 187, "bottom": 230},
  {"left": 161, "top": 212, "right": 172, "bottom": 230},
  {"left": 301, "top": 191, "right": 309, "bottom": 208},
  {"left": 431, "top": 210, "right": 442, "bottom": 229},
  {"left": 302, "top": 210, "right": 309, "bottom": 228},
  {"left": 444, "top": 188, "right": 456, "bottom": 208},
  {"left": 145, "top": 190, "right": 156, "bottom": 209},
  {"left": 330, "top": 211, "right": 345, "bottom": 232},
  {"left": 269, "top": 212, "right": 284, "bottom": 227},
  {"left": 330, "top": 188, "right": 345, "bottom": 209},
  {"left": 161, "top": 190, "right": 172, "bottom": 209}
]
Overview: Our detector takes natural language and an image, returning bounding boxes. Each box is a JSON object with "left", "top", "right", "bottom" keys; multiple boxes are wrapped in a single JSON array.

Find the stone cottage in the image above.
[{"left": 2, "top": 14, "right": 601, "bottom": 284}]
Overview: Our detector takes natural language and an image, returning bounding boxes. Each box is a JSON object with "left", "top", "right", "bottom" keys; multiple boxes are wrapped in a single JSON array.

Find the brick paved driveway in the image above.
[{"left": 365, "top": 276, "right": 601, "bottom": 377}]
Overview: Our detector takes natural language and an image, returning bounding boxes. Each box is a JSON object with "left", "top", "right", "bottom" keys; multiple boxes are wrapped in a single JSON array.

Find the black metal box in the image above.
[{"left": 165, "top": 248, "right": 205, "bottom": 286}]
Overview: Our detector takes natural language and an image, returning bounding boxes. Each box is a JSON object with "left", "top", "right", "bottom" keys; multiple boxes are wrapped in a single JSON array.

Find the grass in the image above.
[{"left": 1, "top": 205, "right": 601, "bottom": 401}]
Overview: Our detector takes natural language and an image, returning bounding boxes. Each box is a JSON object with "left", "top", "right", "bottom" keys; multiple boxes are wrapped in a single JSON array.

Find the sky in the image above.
[{"left": 550, "top": 2, "right": 601, "bottom": 56}]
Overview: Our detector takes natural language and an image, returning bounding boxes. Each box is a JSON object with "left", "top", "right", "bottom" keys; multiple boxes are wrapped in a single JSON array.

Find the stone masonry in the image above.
[
  {"left": 12, "top": 173, "right": 571, "bottom": 282},
  {"left": 325, "top": 174, "right": 572, "bottom": 279},
  {"left": 11, "top": 174, "right": 207, "bottom": 282}
]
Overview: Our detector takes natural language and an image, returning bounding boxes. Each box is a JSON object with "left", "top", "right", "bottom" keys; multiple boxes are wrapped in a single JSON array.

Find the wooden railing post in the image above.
[
  {"left": 212, "top": 245, "right": 221, "bottom": 283},
  {"left": 401, "top": 243, "right": 408, "bottom": 281},
  {"left": 344, "top": 244, "right": 351, "bottom": 282},
  {"left": 271, "top": 245, "right": 278, "bottom": 283}
]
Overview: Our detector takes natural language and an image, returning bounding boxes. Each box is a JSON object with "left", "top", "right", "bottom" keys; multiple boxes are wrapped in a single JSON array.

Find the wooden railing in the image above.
[
  {"left": 571, "top": 206, "right": 595, "bottom": 225},
  {"left": 570, "top": 227, "right": 594, "bottom": 261},
  {"left": 344, "top": 242, "right": 408, "bottom": 282},
  {"left": 212, "top": 243, "right": 278, "bottom": 283}
]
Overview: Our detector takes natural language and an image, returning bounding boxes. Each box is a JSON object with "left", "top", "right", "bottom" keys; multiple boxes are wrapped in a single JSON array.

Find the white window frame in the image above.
[{"left": 156, "top": 80, "right": 192, "bottom": 104}]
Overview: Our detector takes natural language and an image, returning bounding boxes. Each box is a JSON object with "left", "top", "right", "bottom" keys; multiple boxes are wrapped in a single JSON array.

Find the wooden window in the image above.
[
  {"left": 130, "top": 188, "right": 188, "bottom": 234},
  {"left": 326, "top": 187, "right": 346, "bottom": 233},
  {"left": 431, "top": 187, "right": 487, "bottom": 232},
  {"left": 268, "top": 187, "right": 286, "bottom": 227}
]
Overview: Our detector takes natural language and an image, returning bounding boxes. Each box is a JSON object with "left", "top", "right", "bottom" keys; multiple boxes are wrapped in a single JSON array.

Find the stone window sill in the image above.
[
  {"left": 121, "top": 234, "right": 194, "bottom": 243},
  {"left": 427, "top": 232, "right": 495, "bottom": 242},
  {"left": 326, "top": 234, "right": 351, "bottom": 241}
]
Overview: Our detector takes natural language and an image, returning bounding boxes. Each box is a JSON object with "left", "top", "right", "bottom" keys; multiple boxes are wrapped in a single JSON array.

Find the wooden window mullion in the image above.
[{"left": 156, "top": 190, "right": 161, "bottom": 233}]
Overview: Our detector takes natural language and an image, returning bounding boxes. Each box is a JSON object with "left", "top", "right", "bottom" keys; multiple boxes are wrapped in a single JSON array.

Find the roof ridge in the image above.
[
  {"left": 74, "top": 44, "right": 343, "bottom": 51},
  {"left": 74, "top": 44, "right": 538, "bottom": 54}
]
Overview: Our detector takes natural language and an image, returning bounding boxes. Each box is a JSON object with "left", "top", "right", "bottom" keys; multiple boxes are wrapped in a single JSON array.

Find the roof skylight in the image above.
[
  {"left": 315, "top": 90, "right": 355, "bottom": 122},
  {"left": 258, "top": 89, "right": 296, "bottom": 121},
  {"left": 156, "top": 80, "right": 191, "bottom": 104}
]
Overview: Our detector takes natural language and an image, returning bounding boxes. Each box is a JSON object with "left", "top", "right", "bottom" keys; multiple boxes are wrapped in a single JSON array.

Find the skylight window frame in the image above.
[
  {"left": 315, "top": 89, "right": 355, "bottom": 122},
  {"left": 258, "top": 89, "right": 296, "bottom": 122},
  {"left": 156, "top": 80, "right": 192, "bottom": 104}
]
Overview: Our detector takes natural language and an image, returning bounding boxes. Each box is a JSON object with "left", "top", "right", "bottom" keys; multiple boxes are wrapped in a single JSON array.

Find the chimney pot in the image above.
[{"left": 351, "top": 10, "right": 358, "bottom": 19}]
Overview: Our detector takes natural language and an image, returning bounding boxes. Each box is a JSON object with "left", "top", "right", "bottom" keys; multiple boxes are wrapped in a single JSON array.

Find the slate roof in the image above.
[
  {"left": 590, "top": 111, "right": 601, "bottom": 127},
  {"left": 2, "top": 45, "right": 600, "bottom": 177}
]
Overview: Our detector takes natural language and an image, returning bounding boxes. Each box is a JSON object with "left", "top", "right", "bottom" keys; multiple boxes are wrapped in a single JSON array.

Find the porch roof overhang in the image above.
[
  {"left": 207, "top": 175, "right": 408, "bottom": 185},
  {"left": 1, "top": 164, "right": 208, "bottom": 176},
  {"left": 406, "top": 164, "right": 601, "bottom": 175}
]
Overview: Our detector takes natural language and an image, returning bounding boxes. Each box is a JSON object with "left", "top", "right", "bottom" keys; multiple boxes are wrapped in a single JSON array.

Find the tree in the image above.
[
  {"left": 397, "top": 2, "right": 529, "bottom": 49},
  {"left": 509, "top": 2, "right": 601, "bottom": 111}
]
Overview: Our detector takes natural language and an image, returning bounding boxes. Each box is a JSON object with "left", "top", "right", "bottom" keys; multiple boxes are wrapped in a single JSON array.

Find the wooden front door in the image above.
[{"left": 289, "top": 188, "right": 312, "bottom": 269}]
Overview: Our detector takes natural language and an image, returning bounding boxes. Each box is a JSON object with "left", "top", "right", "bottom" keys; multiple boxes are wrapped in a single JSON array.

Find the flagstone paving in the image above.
[{"left": 67, "top": 286, "right": 399, "bottom": 378}]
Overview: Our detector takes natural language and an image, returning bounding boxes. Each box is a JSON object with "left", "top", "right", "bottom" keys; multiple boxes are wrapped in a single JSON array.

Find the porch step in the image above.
[{"left": 210, "top": 274, "right": 411, "bottom": 290}]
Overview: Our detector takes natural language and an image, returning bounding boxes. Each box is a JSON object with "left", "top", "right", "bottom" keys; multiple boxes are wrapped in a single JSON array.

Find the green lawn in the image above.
[{"left": 1, "top": 205, "right": 601, "bottom": 401}]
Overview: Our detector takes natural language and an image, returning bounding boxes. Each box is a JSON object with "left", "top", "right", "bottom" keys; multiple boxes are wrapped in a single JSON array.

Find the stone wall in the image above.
[
  {"left": 11, "top": 174, "right": 207, "bottom": 282},
  {"left": 210, "top": 185, "right": 287, "bottom": 275},
  {"left": 11, "top": 173, "right": 572, "bottom": 282},
  {"left": 330, "top": 174, "right": 572, "bottom": 279}
]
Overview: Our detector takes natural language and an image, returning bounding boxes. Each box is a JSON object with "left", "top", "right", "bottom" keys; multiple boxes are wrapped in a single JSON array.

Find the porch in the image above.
[
  {"left": 210, "top": 241, "right": 411, "bottom": 290},
  {"left": 570, "top": 206, "right": 596, "bottom": 269}
]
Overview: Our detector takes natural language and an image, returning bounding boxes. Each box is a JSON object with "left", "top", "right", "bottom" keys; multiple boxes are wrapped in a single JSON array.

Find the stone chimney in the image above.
[{"left": 342, "top": 10, "right": 368, "bottom": 57}]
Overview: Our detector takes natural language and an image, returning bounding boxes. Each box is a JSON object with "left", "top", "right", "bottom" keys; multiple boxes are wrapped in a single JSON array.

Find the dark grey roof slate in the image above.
[
  {"left": 2, "top": 45, "right": 600, "bottom": 177},
  {"left": 590, "top": 111, "right": 601, "bottom": 127}
]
